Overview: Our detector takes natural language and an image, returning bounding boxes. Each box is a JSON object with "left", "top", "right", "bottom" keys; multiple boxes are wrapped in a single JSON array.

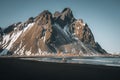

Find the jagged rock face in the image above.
[
  {"left": 4, "top": 22, "right": 22, "bottom": 34},
  {"left": 69, "top": 19, "right": 106, "bottom": 53},
  {"left": 55, "top": 8, "right": 75, "bottom": 28},
  {"left": 54, "top": 11, "right": 61, "bottom": 19},
  {"left": 0, "top": 8, "right": 107, "bottom": 56},
  {"left": 35, "top": 10, "right": 54, "bottom": 25},
  {"left": 10, "top": 10, "right": 55, "bottom": 55},
  {"left": 70, "top": 19, "right": 95, "bottom": 46}
]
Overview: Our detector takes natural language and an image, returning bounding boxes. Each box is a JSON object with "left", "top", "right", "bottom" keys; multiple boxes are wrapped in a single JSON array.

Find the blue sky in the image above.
[{"left": 0, "top": 0, "right": 120, "bottom": 53}]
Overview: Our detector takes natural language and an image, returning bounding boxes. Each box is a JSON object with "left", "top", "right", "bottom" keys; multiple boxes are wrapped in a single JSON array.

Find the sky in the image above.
[{"left": 0, "top": 0, "right": 120, "bottom": 53}]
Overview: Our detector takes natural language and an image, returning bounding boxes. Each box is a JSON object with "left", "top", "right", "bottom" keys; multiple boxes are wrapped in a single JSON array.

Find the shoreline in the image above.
[
  {"left": 0, "top": 57, "right": 120, "bottom": 80},
  {"left": 0, "top": 52, "right": 119, "bottom": 58}
]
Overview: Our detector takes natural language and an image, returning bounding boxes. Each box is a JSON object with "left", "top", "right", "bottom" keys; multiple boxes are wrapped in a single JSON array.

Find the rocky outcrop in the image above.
[
  {"left": 70, "top": 19, "right": 95, "bottom": 45},
  {"left": 3, "top": 22, "right": 22, "bottom": 34},
  {"left": 54, "top": 11, "right": 61, "bottom": 19},
  {"left": 35, "top": 10, "right": 54, "bottom": 25},
  {"left": 0, "top": 8, "right": 107, "bottom": 56},
  {"left": 54, "top": 8, "right": 75, "bottom": 28}
]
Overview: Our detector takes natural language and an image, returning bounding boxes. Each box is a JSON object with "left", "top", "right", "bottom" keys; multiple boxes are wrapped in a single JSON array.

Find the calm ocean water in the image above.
[{"left": 21, "top": 57, "right": 120, "bottom": 67}]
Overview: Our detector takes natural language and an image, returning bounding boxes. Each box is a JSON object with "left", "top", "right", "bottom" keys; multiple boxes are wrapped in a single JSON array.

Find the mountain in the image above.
[{"left": 0, "top": 8, "right": 107, "bottom": 56}]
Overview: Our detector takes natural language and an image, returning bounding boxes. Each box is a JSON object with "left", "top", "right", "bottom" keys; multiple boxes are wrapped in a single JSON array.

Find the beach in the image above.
[{"left": 0, "top": 57, "right": 120, "bottom": 80}]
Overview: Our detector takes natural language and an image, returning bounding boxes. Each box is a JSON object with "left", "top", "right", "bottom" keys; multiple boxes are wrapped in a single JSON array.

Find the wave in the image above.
[{"left": 21, "top": 57, "right": 120, "bottom": 67}]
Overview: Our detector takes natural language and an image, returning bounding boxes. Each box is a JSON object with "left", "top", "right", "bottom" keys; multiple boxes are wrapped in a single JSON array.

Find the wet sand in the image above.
[{"left": 0, "top": 57, "right": 120, "bottom": 80}]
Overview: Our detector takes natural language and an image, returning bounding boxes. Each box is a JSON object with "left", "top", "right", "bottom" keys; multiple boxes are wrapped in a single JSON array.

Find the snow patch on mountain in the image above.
[{"left": 0, "top": 23, "right": 34, "bottom": 55}]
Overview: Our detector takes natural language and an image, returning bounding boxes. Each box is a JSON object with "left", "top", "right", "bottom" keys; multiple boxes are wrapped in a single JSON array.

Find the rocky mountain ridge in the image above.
[{"left": 0, "top": 8, "right": 107, "bottom": 56}]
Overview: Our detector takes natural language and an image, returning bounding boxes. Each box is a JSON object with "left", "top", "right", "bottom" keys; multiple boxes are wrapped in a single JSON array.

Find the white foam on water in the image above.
[
  {"left": 105, "top": 64, "right": 120, "bottom": 67},
  {"left": 25, "top": 57, "right": 120, "bottom": 67}
]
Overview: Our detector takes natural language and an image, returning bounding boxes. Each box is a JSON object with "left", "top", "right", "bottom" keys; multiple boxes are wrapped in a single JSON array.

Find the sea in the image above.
[{"left": 21, "top": 56, "right": 120, "bottom": 67}]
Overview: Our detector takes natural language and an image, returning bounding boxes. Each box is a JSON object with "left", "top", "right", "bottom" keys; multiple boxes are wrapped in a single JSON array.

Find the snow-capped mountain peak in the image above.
[{"left": 0, "top": 8, "right": 107, "bottom": 56}]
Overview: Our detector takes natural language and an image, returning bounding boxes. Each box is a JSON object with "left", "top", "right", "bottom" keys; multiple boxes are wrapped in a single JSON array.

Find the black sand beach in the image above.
[{"left": 0, "top": 57, "right": 120, "bottom": 80}]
